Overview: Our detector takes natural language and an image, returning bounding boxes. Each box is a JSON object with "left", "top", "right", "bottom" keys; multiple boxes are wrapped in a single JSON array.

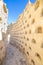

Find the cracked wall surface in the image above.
[
  {"left": 0, "top": 0, "right": 8, "bottom": 64},
  {"left": 8, "top": 0, "right": 43, "bottom": 65}
]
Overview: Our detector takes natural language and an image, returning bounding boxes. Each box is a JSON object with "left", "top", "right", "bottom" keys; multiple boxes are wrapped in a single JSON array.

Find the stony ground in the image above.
[{"left": 3, "top": 44, "right": 28, "bottom": 65}]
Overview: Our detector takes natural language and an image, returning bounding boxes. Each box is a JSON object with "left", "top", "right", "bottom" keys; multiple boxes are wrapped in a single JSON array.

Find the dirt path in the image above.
[{"left": 3, "top": 44, "right": 28, "bottom": 65}]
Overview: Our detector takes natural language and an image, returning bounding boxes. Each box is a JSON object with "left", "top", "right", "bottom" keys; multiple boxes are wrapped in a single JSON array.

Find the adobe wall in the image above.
[{"left": 8, "top": 0, "right": 43, "bottom": 65}]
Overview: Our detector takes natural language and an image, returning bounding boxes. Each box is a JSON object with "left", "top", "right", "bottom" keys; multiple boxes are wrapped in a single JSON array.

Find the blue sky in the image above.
[{"left": 3, "top": 0, "right": 36, "bottom": 24}]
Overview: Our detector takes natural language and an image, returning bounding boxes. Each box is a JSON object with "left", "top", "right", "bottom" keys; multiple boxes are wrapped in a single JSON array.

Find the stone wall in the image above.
[
  {"left": 8, "top": 0, "right": 43, "bottom": 65},
  {"left": 0, "top": 0, "right": 8, "bottom": 64}
]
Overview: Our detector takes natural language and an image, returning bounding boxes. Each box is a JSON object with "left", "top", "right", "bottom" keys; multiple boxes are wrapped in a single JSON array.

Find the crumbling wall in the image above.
[{"left": 8, "top": 0, "right": 43, "bottom": 65}]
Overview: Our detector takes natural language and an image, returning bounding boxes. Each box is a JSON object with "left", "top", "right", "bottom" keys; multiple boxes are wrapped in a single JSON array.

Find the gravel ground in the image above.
[{"left": 3, "top": 44, "right": 28, "bottom": 65}]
